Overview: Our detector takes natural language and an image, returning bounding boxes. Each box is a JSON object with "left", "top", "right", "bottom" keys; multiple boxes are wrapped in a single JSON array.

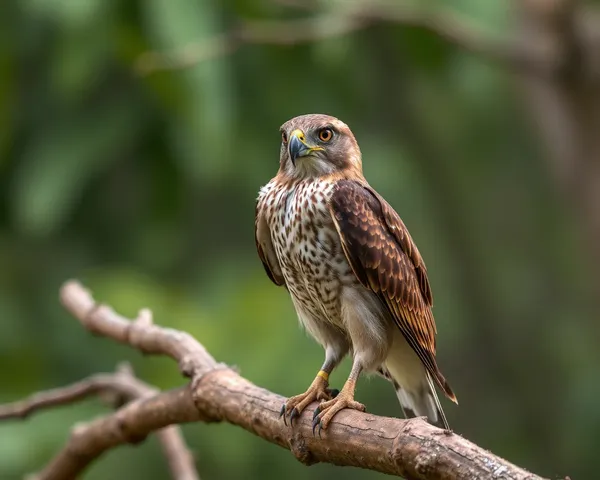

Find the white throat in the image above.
[{"left": 285, "top": 156, "right": 335, "bottom": 180}]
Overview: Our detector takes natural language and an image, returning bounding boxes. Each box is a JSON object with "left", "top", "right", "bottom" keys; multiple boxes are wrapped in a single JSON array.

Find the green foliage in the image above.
[
  {"left": 1, "top": 1, "right": 597, "bottom": 479},
  {"left": 12, "top": 96, "right": 141, "bottom": 236}
]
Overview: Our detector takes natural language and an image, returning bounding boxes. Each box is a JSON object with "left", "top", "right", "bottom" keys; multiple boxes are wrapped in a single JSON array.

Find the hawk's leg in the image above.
[
  {"left": 312, "top": 360, "right": 365, "bottom": 433},
  {"left": 281, "top": 349, "right": 340, "bottom": 425}
]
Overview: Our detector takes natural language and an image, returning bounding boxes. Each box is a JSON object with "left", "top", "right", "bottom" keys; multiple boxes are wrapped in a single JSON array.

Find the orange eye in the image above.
[
  {"left": 281, "top": 131, "right": 288, "bottom": 144},
  {"left": 318, "top": 128, "right": 333, "bottom": 142}
]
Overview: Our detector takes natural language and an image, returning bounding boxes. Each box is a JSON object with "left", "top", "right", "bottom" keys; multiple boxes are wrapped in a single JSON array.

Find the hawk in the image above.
[{"left": 255, "top": 114, "right": 457, "bottom": 431}]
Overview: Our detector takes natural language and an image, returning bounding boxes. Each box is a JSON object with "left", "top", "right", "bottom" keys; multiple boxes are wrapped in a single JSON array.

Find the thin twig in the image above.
[
  {"left": 0, "top": 372, "right": 136, "bottom": 420},
  {"left": 58, "top": 281, "right": 221, "bottom": 381},
  {"left": 0, "top": 361, "right": 199, "bottom": 480}
]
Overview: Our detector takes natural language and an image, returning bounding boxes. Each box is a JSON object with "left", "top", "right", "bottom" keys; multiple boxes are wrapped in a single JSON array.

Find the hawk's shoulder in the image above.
[{"left": 330, "top": 179, "right": 432, "bottom": 304}]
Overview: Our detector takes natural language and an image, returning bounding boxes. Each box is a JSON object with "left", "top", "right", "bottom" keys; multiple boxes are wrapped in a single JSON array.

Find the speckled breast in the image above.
[{"left": 263, "top": 179, "right": 357, "bottom": 325}]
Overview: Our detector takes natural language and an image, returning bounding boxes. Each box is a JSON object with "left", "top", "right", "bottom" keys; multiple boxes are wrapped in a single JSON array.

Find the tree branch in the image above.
[
  {"left": 0, "top": 362, "right": 199, "bottom": 480},
  {"left": 134, "top": 0, "right": 547, "bottom": 76},
  {"left": 0, "top": 280, "right": 548, "bottom": 479}
]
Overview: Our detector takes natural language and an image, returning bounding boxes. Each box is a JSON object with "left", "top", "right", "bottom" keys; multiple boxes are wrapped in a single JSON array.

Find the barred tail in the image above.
[{"left": 393, "top": 372, "right": 449, "bottom": 429}]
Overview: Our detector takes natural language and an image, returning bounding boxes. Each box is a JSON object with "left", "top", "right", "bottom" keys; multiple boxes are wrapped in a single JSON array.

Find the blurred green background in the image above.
[{"left": 1, "top": 0, "right": 598, "bottom": 479}]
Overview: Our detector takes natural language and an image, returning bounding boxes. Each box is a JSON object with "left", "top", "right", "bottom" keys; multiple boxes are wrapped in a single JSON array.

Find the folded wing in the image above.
[{"left": 329, "top": 179, "right": 456, "bottom": 402}]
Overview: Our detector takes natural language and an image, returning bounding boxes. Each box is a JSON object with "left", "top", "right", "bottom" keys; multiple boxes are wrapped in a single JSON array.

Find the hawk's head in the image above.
[{"left": 278, "top": 114, "right": 362, "bottom": 179}]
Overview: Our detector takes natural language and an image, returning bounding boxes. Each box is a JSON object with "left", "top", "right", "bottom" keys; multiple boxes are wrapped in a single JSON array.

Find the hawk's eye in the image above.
[
  {"left": 281, "top": 131, "right": 288, "bottom": 145},
  {"left": 318, "top": 128, "right": 333, "bottom": 142}
]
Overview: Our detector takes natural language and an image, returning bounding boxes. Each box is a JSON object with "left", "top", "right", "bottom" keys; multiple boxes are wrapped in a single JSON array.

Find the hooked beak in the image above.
[{"left": 288, "top": 129, "right": 323, "bottom": 165}]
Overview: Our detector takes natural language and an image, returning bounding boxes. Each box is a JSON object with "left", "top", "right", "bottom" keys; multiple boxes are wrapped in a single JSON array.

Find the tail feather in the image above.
[
  {"left": 432, "top": 369, "right": 458, "bottom": 405},
  {"left": 393, "top": 372, "right": 450, "bottom": 429}
]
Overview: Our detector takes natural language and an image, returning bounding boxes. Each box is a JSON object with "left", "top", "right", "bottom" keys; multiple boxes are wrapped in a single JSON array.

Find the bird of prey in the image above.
[{"left": 255, "top": 114, "right": 457, "bottom": 431}]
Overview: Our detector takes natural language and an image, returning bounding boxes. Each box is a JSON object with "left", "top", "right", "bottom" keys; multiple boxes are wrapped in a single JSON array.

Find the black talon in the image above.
[
  {"left": 313, "top": 406, "right": 321, "bottom": 420},
  {"left": 281, "top": 404, "right": 288, "bottom": 426},
  {"left": 318, "top": 422, "right": 323, "bottom": 438},
  {"left": 290, "top": 407, "right": 300, "bottom": 425},
  {"left": 312, "top": 416, "right": 320, "bottom": 436}
]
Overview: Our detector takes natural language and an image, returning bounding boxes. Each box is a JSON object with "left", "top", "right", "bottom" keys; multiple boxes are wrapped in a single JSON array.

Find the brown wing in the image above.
[
  {"left": 255, "top": 195, "right": 285, "bottom": 287},
  {"left": 329, "top": 180, "right": 456, "bottom": 402}
]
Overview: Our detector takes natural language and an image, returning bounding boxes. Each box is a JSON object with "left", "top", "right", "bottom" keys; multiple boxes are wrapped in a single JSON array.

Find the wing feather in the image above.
[
  {"left": 329, "top": 180, "right": 456, "bottom": 402},
  {"left": 255, "top": 195, "right": 285, "bottom": 287}
]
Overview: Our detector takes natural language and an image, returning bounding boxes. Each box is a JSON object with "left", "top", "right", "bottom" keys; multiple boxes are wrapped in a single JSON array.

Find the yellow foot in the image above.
[
  {"left": 280, "top": 374, "right": 335, "bottom": 426},
  {"left": 312, "top": 389, "right": 365, "bottom": 435}
]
